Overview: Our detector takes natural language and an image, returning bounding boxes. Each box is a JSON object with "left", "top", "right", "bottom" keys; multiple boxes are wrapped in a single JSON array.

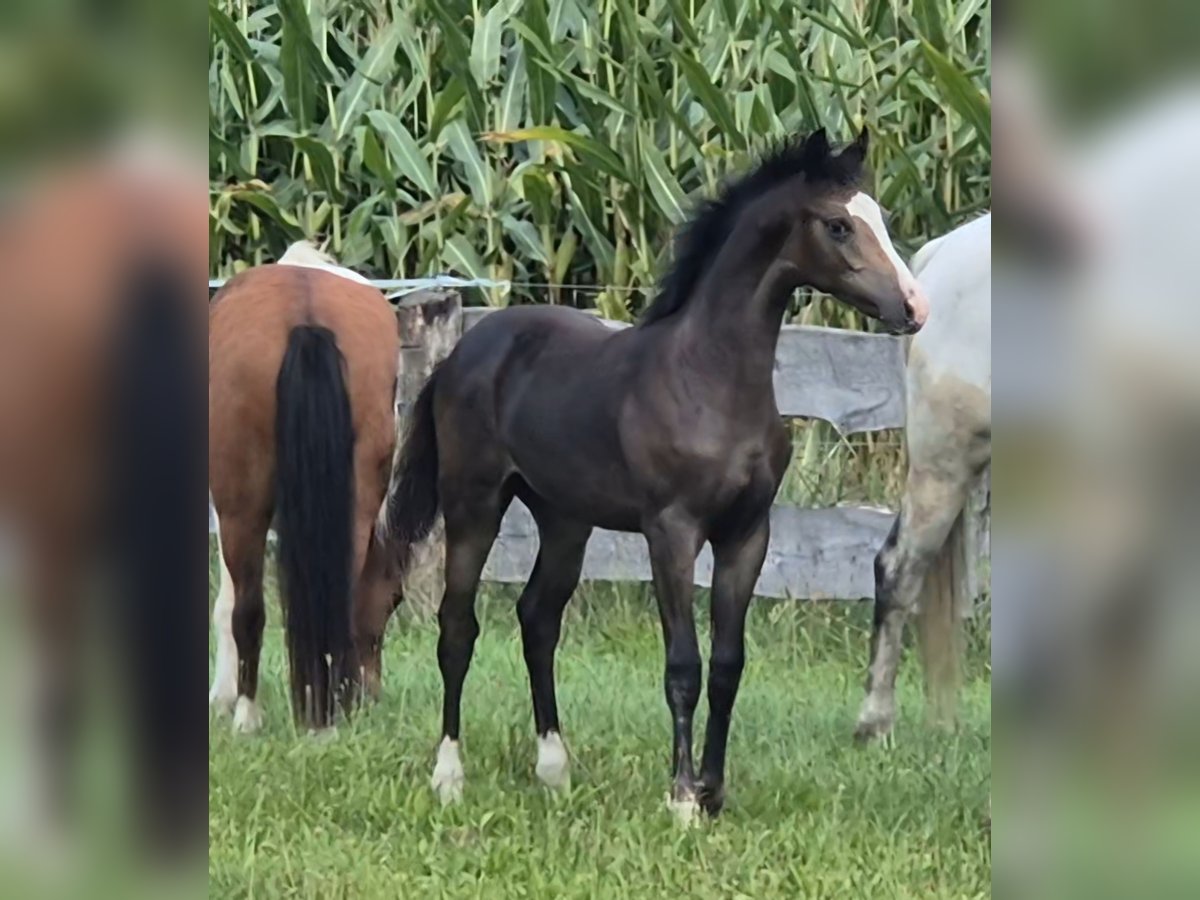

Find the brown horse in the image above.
[
  {"left": 0, "top": 138, "right": 209, "bottom": 854},
  {"left": 208, "top": 242, "right": 402, "bottom": 733}
]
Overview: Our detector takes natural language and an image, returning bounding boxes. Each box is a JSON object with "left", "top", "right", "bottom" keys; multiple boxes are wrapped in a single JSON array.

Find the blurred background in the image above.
[
  {"left": 994, "top": 0, "right": 1200, "bottom": 897},
  {"left": 0, "top": 1, "right": 206, "bottom": 898},
  {"left": 20, "top": 0, "right": 1200, "bottom": 894}
]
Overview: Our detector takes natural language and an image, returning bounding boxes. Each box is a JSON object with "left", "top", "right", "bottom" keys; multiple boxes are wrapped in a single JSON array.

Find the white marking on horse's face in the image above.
[
  {"left": 535, "top": 731, "right": 571, "bottom": 790},
  {"left": 845, "top": 192, "right": 929, "bottom": 326},
  {"left": 209, "top": 509, "right": 238, "bottom": 715},
  {"left": 431, "top": 737, "right": 464, "bottom": 805}
]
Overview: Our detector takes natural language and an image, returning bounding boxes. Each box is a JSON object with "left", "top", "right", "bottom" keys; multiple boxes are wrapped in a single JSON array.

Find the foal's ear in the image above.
[
  {"left": 838, "top": 127, "right": 870, "bottom": 168},
  {"left": 802, "top": 128, "right": 831, "bottom": 168}
]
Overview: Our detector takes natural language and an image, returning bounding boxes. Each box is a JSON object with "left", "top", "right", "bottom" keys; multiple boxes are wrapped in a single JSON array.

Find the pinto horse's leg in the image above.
[
  {"left": 430, "top": 488, "right": 508, "bottom": 805},
  {"left": 855, "top": 469, "right": 967, "bottom": 743},
  {"left": 517, "top": 507, "right": 591, "bottom": 791},
  {"left": 644, "top": 510, "right": 704, "bottom": 824},
  {"left": 698, "top": 517, "right": 770, "bottom": 816}
]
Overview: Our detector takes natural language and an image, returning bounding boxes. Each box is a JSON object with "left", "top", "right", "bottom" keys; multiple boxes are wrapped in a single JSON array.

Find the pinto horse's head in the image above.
[{"left": 778, "top": 128, "right": 930, "bottom": 334}]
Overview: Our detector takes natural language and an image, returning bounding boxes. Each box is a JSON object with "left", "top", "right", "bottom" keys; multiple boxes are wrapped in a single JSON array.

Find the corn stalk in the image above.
[{"left": 209, "top": 0, "right": 990, "bottom": 321}]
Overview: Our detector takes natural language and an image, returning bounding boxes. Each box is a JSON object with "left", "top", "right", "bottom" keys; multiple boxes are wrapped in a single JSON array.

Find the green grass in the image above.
[{"left": 209, "top": 566, "right": 990, "bottom": 899}]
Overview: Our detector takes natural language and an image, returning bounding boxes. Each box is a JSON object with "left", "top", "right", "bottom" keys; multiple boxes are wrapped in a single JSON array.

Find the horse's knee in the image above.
[
  {"left": 874, "top": 521, "right": 904, "bottom": 610},
  {"left": 877, "top": 509, "right": 903, "bottom": 566}
]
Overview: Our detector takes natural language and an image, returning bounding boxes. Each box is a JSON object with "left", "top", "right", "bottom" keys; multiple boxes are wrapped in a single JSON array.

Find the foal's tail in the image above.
[
  {"left": 915, "top": 509, "right": 969, "bottom": 726},
  {"left": 381, "top": 367, "right": 442, "bottom": 574},
  {"left": 275, "top": 325, "right": 356, "bottom": 729}
]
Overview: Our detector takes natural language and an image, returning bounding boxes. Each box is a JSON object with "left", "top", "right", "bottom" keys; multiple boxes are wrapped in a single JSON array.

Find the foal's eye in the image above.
[{"left": 826, "top": 218, "right": 852, "bottom": 241}]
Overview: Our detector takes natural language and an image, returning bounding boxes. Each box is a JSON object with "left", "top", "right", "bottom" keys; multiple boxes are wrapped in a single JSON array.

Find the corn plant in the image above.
[{"left": 209, "top": 0, "right": 990, "bottom": 321}]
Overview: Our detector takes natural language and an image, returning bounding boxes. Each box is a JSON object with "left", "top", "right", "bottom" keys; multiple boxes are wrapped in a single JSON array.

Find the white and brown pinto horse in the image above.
[
  {"left": 208, "top": 242, "right": 402, "bottom": 733},
  {"left": 855, "top": 212, "right": 991, "bottom": 741}
]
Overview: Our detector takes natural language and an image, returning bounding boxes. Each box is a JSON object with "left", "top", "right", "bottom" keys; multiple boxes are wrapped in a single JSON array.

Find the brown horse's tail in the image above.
[
  {"left": 275, "top": 325, "right": 356, "bottom": 728},
  {"left": 382, "top": 367, "right": 441, "bottom": 574},
  {"left": 915, "top": 509, "right": 968, "bottom": 727},
  {"left": 108, "top": 257, "right": 207, "bottom": 856}
]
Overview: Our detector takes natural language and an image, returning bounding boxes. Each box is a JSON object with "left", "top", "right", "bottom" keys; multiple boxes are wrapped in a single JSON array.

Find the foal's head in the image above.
[{"left": 774, "top": 129, "right": 929, "bottom": 333}]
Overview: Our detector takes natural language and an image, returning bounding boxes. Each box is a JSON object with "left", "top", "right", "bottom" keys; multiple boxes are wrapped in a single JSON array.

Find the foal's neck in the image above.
[{"left": 679, "top": 225, "right": 797, "bottom": 388}]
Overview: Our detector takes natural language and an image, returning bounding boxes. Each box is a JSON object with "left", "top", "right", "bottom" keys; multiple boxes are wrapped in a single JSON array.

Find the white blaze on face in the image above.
[{"left": 844, "top": 192, "right": 930, "bottom": 326}]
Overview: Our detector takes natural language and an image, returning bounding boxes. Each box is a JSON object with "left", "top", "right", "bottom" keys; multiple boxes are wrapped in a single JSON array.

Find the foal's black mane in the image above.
[{"left": 640, "top": 131, "right": 866, "bottom": 326}]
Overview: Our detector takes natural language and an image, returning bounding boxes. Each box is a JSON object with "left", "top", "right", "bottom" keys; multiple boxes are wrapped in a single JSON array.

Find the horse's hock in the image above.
[{"left": 394, "top": 289, "right": 461, "bottom": 619}]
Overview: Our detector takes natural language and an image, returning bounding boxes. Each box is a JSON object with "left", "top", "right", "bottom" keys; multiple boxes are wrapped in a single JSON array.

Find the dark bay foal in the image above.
[{"left": 387, "top": 128, "right": 929, "bottom": 820}]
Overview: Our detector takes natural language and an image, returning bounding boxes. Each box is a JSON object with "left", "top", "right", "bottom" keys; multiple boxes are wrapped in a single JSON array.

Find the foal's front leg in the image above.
[
  {"left": 698, "top": 517, "right": 769, "bottom": 816},
  {"left": 644, "top": 511, "right": 704, "bottom": 824},
  {"left": 517, "top": 512, "right": 591, "bottom": 791}
]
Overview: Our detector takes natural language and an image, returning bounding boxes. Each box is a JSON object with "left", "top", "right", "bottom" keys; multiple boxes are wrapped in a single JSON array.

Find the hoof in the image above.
[
  {"left": 209, "top": 682, "right": 237, "bottom": 716},
  {"left": 431, "top": 738, "right": 464, "bottom": 806},
  {"left": 853, "top": 695, "right": 895, "bottom": 745},
  {"left": 360, "top": 669, "right": 383, "bottom": 705},
  {"left": 665, "top": 791, "right": 701, "bottom": 828},
  {"left": 697, "top": 779, "right": 726, "bottom": 818},
  {"left": 232, "top": 696, "right": 263, "bottom": 734},
  {"left": 535, "top": 732, "right": 571, "bottom": 791},
  {"left": 853, "top": 716, "right": 895, "bottom": 746}
]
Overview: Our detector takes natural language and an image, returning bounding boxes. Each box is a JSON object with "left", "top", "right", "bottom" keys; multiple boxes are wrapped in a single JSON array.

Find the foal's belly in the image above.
[{"left": 509, "top": 447, "right": 644, "bottom": 533}]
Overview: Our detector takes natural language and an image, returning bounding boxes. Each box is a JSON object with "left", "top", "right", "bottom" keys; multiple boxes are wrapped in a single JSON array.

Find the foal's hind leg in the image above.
[
  {"left": 517, "top": 505, "right": 591, "bottom": 790},
  {"left": 430, "top": 487, "right": 509, "bottom": 805},
  {"left": 854, "top": 468, "right": 967, "bottom": 743}
]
